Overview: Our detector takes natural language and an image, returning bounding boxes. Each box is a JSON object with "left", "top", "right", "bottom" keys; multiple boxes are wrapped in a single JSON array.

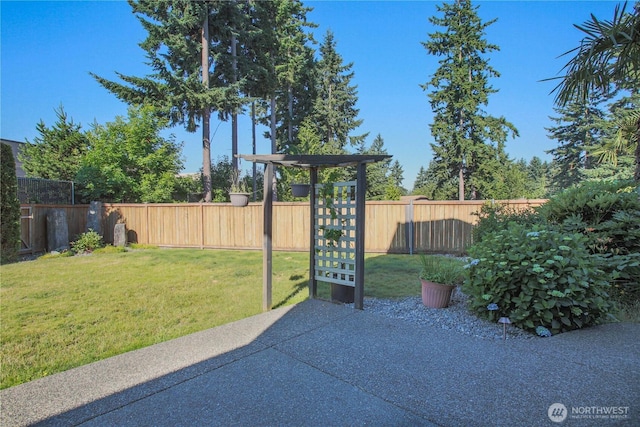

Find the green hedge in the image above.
[{"left": 1, "top": 143, "right": 20, "bottom": 264}]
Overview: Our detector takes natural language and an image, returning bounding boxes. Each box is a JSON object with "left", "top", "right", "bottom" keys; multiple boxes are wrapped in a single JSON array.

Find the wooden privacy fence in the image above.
[{"left": 21, "top": 199, "right": 546, "bottom": 255}]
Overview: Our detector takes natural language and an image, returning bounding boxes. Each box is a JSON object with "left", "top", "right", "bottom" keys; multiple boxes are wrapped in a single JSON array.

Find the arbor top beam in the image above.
[{"left": 237, "top": 154, "right": 391, "bottom": 169}]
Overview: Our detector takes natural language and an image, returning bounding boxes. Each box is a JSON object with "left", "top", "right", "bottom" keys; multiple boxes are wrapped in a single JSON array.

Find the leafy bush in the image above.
[
  {"left": 472, "top": 202, "right": 541, "bottom": 244},
  {"left": 538, "top": 180, "right": 640, "bottom": 254},
  {"left": 463, "top": 223, "right": 614, "bottom": 335},
  {"left": 538, "top": 180, "right": 640, "bottom": 306},
  {"left": 71, "top": 230, "right": 105, "bottom": 254}
]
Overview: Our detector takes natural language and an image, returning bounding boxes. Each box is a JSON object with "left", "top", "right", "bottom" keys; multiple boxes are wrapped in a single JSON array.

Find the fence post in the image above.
[{"left": 405, "top": 200, "right": 414, "bottom": 255}]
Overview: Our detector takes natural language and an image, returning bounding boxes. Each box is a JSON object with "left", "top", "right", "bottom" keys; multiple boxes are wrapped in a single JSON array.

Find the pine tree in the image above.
[
  {"left": 272, "top": 0, "right": 316, "bottom": 152},
  {"left": 545, "top": 99, "right": 604, "bottom": 190},
  {"left": 525, "top": 157, "right": 552, "bottom": 198},
  {"left": 412, "top": 166, "right": 429, "bottom": 194},
  {"left": 387, "top": 160, "right": 406, "bottom": 195},
  {"left": 92, "top": 0, "right": 244, "bottom": 202},
  {"left": 412, "top": 160, "right": 457, "bottom": 200},
  {"left": 18, "top": 106, "right": 89, "bottom": 181},
  {"left": 421, "top": 0, "right": 518, "bottom": 200},
  {"left": 312, "top": 31, "right": 366, "bottom": 149},
  {"left": 359, "top": 134, "right": 391, "bottom": 200}
]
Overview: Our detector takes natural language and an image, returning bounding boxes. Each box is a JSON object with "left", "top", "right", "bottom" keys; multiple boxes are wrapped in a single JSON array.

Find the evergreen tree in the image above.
[
  {"left": 387, "top": 160, "right": 406, "bottom": 196},
  {"left": 1, "top": 143, "right": 20, "bottom": 264},
  {"left": 19, "top": 106, "right": 89, "bottom": 181},
  {"left": 545, "top": 99, "right": 604, "bottom": 190},
  {"left": 250, "top": 0, "right": 315, "bottom": 153},
  {"left": 524, "top": 157, "right": 552, "bottom": 199},
  {"left": 92, "top": 0, "right": 244, "bottom": 202},
  {"left": 312, "top": 30, "right": 366, "bottom": 149},
  {"left": 271, "top": 0, "right": 316, "bottom": 152},
  {"left": 550, "top": 2, "right": 639, "bottom": 180},
  {"left": 421, "top": 0, "right": 518, "bottom": 200},
  {"left": 412, "top": 166, "right": 429, "bottom": 194},
  {"left": 412, "top": 160, "right": 457, "bottom": 200},
  {"left": 359, "top": 134, "right": 391, "bottom": 200},
  {"left": 472, "top": 147, "right": 526, "bottom": 199}
]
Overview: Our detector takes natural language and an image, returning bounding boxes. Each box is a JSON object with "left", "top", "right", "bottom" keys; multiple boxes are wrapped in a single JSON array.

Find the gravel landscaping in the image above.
[{"left": 360, "top": 288, "right": 536, "bottom": 340}]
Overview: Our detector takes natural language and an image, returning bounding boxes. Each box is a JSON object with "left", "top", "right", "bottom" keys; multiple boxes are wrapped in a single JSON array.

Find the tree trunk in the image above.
[
  {"left": 202, "top": 13, "right": 212, "bottom": 202},
  {"left": 635, "top": 117, "right": 640, "bottom": 182},
  {"left": 458, "top": 165, "right": 464, "bottom": 201},
  {"left": 231, "top": 33, "right": 238, "bottom": 175},
  {"left": 252, "top": 100, "right": 257, "bottom": 201},
  {"left": 270, "top": 95, "right": 278, "bottom": 201},
  {"left": 288, "top": 84, "right": 293, "bottom": 145}
]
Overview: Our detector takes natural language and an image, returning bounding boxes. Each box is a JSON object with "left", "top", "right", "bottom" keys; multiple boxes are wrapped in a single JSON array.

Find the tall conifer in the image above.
[
  {"left": 92, "top": 0, "right": 244, "bottom": 202},
  {"left": 312, "top": 31, "right": 366, "bottom": 149},
  {"left": 422, "top": 0, "right": 517, "bottom": 200}
]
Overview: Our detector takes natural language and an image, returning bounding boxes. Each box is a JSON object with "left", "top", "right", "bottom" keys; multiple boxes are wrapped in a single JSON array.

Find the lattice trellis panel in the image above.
[{"left": 314, "top": 181, "right": 357, "bottom": 287}]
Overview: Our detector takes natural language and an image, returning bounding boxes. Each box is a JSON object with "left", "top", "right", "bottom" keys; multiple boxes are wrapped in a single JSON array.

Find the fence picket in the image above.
[{"left": 20, "top": 199, "right": 546, "bottom": 254}]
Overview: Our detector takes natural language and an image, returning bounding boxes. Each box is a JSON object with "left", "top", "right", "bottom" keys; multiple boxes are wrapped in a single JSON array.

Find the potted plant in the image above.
[
  {"left": 229, "top": 170, "right": 250, "bottom": 207},
  {"left": 419, "top": 254, "right": 464, "bottom": 308},
  {"left": 290, "top": 170, "right": 310, "bottom": 197},
  {"left": 291, "top": 182, "right": 310, "bottom": 197}
]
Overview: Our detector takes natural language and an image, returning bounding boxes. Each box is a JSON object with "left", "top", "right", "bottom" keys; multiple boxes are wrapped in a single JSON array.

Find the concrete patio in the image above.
[{"left": 1, "top": 299, "right": 638, "bottom": 426}]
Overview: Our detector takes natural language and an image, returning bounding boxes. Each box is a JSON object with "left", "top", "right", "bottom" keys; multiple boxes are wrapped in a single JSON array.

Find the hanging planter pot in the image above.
[
  {"left": 229, "top": 192, "right": 250, "bottom": 207},
  {"left": 291, "top": 183, "right": 310, "bottom": 197}
]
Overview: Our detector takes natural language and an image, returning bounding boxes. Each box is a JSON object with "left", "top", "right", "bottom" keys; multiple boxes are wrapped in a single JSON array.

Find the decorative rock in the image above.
[
  {"left": 86, "top": 201, "right": 102, "bottom": 235},
  {"left": 46, "top": 209, "right": 69, "bottom": 252},
  {"left": 348, "top": 288, "right": 536, "bottom": 341},
  {"left": 113, "top": 223, "right": 127, "bottom": 247}
]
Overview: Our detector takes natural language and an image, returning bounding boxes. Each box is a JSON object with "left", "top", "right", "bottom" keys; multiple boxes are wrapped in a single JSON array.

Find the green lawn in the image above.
[{"left": 0, "top": 248, "right": 426, "bottom": 389}]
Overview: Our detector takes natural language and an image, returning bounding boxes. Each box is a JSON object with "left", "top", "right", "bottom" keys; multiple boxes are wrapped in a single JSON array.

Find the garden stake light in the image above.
[{"left": 498, "top": 317, "right": 511, "bottom": 340}]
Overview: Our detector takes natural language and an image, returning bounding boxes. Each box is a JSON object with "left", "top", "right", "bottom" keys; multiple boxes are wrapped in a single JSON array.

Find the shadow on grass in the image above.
[
  {"left": 274, "top": 253, "right": 462, "bottom": 308},
  {"left": 273, "top": 279, "right": 308, "bottom": 309}
]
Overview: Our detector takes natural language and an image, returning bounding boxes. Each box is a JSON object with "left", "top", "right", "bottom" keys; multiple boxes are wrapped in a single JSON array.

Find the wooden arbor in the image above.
[{"left": 237, "top": 154, "right": 391, "bottom": 311}]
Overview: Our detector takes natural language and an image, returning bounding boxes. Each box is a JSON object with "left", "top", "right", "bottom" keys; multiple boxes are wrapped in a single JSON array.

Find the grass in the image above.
[{"left": 0, "top": 248, "right": 428, "bottom": 390}]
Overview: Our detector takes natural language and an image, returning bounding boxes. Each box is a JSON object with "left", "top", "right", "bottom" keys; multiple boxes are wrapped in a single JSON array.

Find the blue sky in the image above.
[{"left": 1, "top": 1, "right": 619, "bottom": 188}]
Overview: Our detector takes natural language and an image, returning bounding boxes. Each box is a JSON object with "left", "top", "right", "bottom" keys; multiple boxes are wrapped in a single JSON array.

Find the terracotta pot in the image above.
[
  {"left": 420, "top": 279, "right": 455, "bottom": 308},
  {"left": 229, "top": 193, "right": 250, "bottom": 207},
  {"left": 291, "top": 183, "right": 310, "bottom": 197}
]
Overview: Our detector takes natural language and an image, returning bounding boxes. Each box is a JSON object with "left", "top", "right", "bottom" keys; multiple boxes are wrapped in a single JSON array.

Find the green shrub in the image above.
[
  {"left": 463, "top": 223, "right": 615, "bottom": 335},
  {"left": 39, "top": 250, "right": 73, "bottom": 260},
  {"left": 93, "top": 245, "right": 126, "bottom": 254},
  {"left": 129, "top": 243, "right": 159, "bottom": 250},
  {"left": 1, "top": 143, "right": 20, "bottom": 264},
  {"left": 472, "top": 202, "right": 542, "bottom": 244},
  {"left": 538, "top": 180, "right": 640, "bottom": 306},
  {"left": 71, "top": 230, "right": 105, "bottom": 254},
  {"left": 538, "top": 180, "right": 639, "bottom": 230}
]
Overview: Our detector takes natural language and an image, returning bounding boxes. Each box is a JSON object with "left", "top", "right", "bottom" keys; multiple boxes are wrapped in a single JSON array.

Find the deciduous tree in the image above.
[{"left": 76, "top": 106, "right": 183, "bottom": 203}]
